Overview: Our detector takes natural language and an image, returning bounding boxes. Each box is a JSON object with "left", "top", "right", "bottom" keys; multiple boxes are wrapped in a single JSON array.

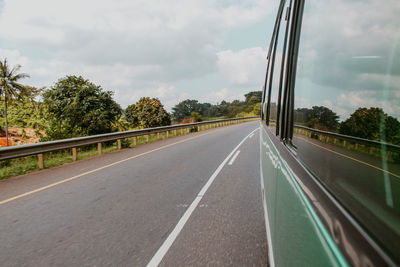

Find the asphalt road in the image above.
[{"left": 0, "top": 121, "right": 267, "bottom": 266}]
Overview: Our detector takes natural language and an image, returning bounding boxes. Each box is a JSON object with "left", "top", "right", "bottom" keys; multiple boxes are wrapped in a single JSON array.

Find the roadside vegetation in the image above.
[
  {"left": 0, "top": 58, "right": 261, "bottom": 179},
  {"left": 293, "top": 106, "right": 400, "bottom": 163},
  {"left": 171, "top": 91, "right": 262, "bottom": 122},
  {"left": 294, "top": 106, "right": 400, "bottom": 146}
]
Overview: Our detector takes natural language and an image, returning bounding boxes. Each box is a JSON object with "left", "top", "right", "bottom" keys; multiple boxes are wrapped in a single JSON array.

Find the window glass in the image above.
[
  {"left": 267, "top": 0, "right": 290, "bottom": 134},
  {"left": 293, "top": 0, "right": 400, "bottom": 260}
]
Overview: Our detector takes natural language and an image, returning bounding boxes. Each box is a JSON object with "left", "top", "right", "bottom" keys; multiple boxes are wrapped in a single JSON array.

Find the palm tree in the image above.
[{"left": 0, "top": 58, "right": 30, "bottom": 146}]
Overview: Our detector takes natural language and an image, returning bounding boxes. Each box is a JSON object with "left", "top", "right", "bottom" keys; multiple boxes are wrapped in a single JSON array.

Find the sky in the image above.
[
  {"left": 293, "top": 0, "right": 400, "bottom": 121},
  {"left": 0, "top": 0, "right": 277, "bottom": 110}
]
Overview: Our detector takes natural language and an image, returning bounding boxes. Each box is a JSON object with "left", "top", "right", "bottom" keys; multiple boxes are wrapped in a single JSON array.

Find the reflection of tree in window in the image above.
[
  {"left": 339, "top": 107, "right": 400, "bottom": 145},
  {"left": 294, "top": 106, "right": 339, "bottom": 131}
]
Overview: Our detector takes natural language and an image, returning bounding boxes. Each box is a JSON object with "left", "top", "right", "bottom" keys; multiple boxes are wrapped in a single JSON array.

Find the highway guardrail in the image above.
[
  {"left": 294, "top": 125, "right": 400, "bottom": 156},
  {"left": 0, "top": 117, "right": 258, "bottom": 168}
]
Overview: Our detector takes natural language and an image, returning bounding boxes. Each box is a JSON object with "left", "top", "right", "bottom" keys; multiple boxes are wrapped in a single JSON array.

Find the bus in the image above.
[{"left": 260, "top": 0, "right": 400, "bottom": 266}]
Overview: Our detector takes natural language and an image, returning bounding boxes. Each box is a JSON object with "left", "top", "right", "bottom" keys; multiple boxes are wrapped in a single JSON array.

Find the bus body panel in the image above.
[{"left": 261, "top": 124, "right": 344, "bottom": 266}]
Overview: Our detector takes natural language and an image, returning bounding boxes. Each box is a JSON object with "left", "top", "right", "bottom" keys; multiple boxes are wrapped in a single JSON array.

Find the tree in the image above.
[
  {"left": 294, "top": 106, "right": 339, "bottom": 130},
  {"left": 0, "top": 95, "right": 46, "bottom": 130},
  {"left": 42, "top": 76, "right": 122, "bottom": 140},
  {"left": 171, "top": 99, "right": 201, "bottom": 121},
  {"left": 171, "top": 91, "right": 262, "bottom": 121},
  {"left": 190, "top": 111, "right": 202, "bottom": 122},
  {"left": 339, "top": 107, "right": 400, "bottom": 143},
  {"left": 0, "top": 58, "right": 30, "bottom": 146},
  {"left": 125, "top": 97, "right": 171, "bottom": 128},
  {"left": 245, "top": 91, "right": 262, "bottom": 105}
]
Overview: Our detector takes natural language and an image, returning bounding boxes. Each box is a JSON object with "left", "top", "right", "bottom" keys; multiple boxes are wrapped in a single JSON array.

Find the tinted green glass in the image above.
[{"left": 293, "top": 0, "right": 400, "bottom": 261}]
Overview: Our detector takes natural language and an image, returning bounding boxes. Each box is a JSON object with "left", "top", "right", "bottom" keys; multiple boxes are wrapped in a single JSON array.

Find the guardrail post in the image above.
[
  {"left": 174, "top": 130, "right": 177, "bottom": 136},
  {"left": 146, "top": 134, "right": 149, "bottom": 143},
  {"left": 166, "top": 131, "right": 169, "bottom": 138},
  {"left": 38, "top": 153, "right": 44, "bottom": 169},
  {"left": 72, "top": 147, "right": 77, "bottom": 161},
  {"left": 333, "top": 138, "right": 337, "bottom": 145},
  {"left": 181, "top": 129, "right": 183, "bottom": 135},
  {"left": 343, "top": 140, "right": 347, "bottom": 148},
  {"left": 133, "top": 136, "right": 137, "bottom": 146},
  {"left": 157, "top": 132, "right": 160, "bottom": 139},
  {"left": 98, "top": 143, "right": 102, "bottom": 155},
  {"left": 117, "top": 139, "right": 121, "bottom": 150},
  {"left": 197, "top": 126, "right": 200, "bottom": 132},
  {"left": 354, "top": 143, "right": 358, "bottom": 150}
]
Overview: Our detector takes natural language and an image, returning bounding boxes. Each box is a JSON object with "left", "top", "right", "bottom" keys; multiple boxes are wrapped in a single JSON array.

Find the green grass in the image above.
[{"left": 0, "top": 143, "right": 120, "bottom": 180}]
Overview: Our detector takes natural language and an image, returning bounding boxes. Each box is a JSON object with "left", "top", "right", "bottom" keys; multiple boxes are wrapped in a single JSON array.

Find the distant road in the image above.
[{"left": 0, "top": 121, "right": 267, "bottom": 266}]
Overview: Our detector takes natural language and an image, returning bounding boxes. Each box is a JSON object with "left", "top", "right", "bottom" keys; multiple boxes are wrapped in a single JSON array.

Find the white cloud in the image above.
[
  {"left": 0, "top": 0, "right": 274, "bottom": 108},
  {"left": 337, "top": 90, "right": 400, "bottom": 119},
  {"left": 202, "top": 88, "right": 245, "bottom": 104},
  {"left": 116, "top": 83, "right": 189, "bottom": 111},
  {"left": 216, "top": 47, "right": 267, "bottom": 86}
]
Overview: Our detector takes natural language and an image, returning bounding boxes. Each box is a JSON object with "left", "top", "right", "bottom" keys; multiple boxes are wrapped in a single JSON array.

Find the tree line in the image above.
[
  {"left": 171, "top": 91, "right": 262, "bottom": 122},
  {"left": 0, "top": 59, "right": 261, "bottom": 145},
  {"left": 294, "top": 106, "right": 400, "bottom": 145}
]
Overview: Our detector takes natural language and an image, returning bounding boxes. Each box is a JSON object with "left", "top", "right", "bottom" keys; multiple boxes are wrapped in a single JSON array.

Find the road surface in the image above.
[{"left": 0, "top": 121, "right": 267, "bottom": 266}]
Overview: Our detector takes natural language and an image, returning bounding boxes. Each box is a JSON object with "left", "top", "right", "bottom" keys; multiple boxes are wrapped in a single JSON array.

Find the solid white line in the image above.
[
  {"left": 146, "top": 127, "right": 259, "bottom": 267},
  {"left": 228, "top": 150, "right": 240, "bottom": 165},
  {"left": 249, "top": 133, "right": 254, "bottom": 138},
  {"left": 259, "top": 123, "right": 275, "bottom": 267}
]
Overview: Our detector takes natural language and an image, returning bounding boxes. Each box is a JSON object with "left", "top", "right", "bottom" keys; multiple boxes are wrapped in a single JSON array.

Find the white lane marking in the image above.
[
  {"left": 259, "top": 124, "right": 275, "bottom": 267},
  {"left": 147, "top": 127, "right": 259, "bottom": 267},
  {"left": 249, "top": 133, "right": 254, "bottom": 138},
  {"left": 228, "top": 150, "right": 240, "bottom": 165}
]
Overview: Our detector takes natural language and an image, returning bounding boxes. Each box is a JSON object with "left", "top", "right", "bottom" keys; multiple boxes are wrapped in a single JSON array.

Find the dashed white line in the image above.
[
  {"left": 228, "top": 150, "right": 240, "bottom": 165},
  {"left": 146, "top": 127, "right": 259, "bottom": 267}
]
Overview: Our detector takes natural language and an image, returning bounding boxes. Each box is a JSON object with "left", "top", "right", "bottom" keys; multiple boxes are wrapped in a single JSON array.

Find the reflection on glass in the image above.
[
  {"left": 292, "top": 0, "right": 400, "bottom": 261},
  {"left": 267, "top": 0, "right": 289, "bottom": 133}
]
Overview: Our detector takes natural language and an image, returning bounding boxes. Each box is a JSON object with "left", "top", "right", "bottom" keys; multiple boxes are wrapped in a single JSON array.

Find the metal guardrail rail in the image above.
[
  {"left": 0, "top": 117, "right": 258, "bottom": 165},
  {"left": 294, "top": 125, "right": 400, "bottom": 154}
]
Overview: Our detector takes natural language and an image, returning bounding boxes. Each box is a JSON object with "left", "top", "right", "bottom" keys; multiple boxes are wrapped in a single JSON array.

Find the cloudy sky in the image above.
[
  {"left": 293, "top": 0, "right": 400, "bottom": 120},
  {"left": 0, "top": 0, "right": 277, "bottom": 110}
]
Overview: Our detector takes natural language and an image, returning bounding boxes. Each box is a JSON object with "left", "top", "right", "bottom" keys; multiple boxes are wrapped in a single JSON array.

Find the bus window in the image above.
[
  {"left": 266, "top": 0, "right": 291, "bottom": 135},
  {"left": 292, "top": 0, "right": 400, "bottom": 261}
]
